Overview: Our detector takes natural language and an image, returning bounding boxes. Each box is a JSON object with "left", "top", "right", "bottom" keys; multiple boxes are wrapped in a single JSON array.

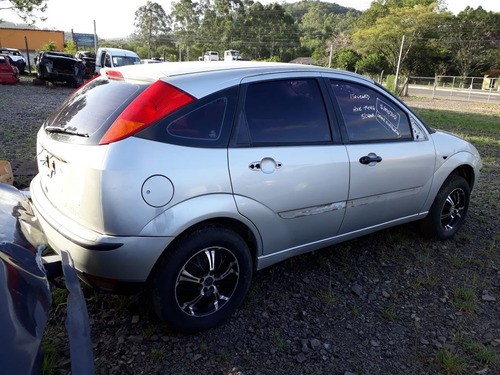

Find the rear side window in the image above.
[
  {"left": 136, "top": 86, "right": 238, "bottom": 148},
  {"left": 167, "top": 98, "right": 226, "bottom": 140},
  {"left": 331, "top": 80, "right": 412, "bottom": 142},
  {"left": 44, "top": 77, "right": 147, "bottom": 144},
  {"left": 238, "top": 79, "right": 331, "bottom": 145}
]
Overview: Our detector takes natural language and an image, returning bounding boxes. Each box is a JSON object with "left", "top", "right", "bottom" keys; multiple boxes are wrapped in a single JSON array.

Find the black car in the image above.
[
  {"left": 75, "top": 50, "right": 96, "bottom": 77},
  {"left": 34, "top": 51, "right": 86, "bottom": 87}
]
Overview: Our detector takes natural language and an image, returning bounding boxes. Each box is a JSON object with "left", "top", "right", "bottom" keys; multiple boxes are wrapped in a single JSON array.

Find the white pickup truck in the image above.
[{"left": 95, "top": 47, "right": 141, "bottom": 74}]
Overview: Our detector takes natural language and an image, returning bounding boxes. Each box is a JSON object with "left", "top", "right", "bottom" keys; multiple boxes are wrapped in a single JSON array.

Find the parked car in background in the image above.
[
  {"left": 75, "top": 50, "right": 96, "bottom": 77},
  {"left": 34, "top": 51, "right": 86, "bottom": 87},
  {"left": 0, "top": 47, "right": 26, "bottom": 74},
  {"left": 142, "top": 58, "right": 163, "bottom": 64},
  {"left": 224, "top": 49, "right": 242, "bottom": 61},
  {"left": 94, "top": 47, "right": 141, "bottom": 74},
  {"left": 203, "top": 51, "right": 219, "bottom": 61},
  {"left": 0, "top": 54, "right": 19, "bottom": 84},
  {"left": 30, "top": 61, "right": 482, "bottom": 333}
]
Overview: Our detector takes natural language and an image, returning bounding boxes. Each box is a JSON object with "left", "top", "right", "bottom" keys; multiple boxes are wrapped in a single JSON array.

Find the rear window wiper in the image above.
[{"left": 45, "top": 126, "right": 89, "bottom": 137}]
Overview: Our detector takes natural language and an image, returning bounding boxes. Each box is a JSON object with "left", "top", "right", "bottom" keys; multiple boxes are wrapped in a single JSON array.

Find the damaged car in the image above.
[
  {"left": 0, "top": 54, "right": 19, "bottom": 84},
  {"left": 28, "top": 61, "right": 481, "bottom": 332},
  {"left": 75, "top": 50, "right": 96, "bottom": 77},
  {"left": 0, "top": 48, "right": 26, "bottom": 74},
  {"left": 34, "top": 51, "right": 86, "bottom": 87},
  {"left": 0, "top": 183, "right": 93, "bottom": 374}
]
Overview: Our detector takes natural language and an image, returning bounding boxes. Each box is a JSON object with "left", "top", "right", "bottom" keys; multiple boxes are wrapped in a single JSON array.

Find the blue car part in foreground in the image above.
[{"left": 0, "top": 183, "right": 94, "bottom": 374}]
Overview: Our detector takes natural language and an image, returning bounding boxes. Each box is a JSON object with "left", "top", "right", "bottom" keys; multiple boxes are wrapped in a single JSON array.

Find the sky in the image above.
[{"left": 1, "top": 0, "right": 500, "bottom": 39}]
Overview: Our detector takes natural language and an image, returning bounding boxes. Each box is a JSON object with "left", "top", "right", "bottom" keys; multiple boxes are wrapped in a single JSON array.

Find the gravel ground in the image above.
[{"left": 0, "top": 77, "right": 499, "bottom": 375}]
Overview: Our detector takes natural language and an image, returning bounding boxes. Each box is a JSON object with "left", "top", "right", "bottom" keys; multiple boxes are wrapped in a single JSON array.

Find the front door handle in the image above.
[{"left": 359, "top": 154, "right": 382, "bottom": 165}]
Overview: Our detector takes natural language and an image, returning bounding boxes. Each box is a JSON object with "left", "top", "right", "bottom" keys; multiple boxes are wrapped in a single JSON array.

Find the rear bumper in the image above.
[{"left": 30, "top": 175, "right": 172, "bottom": 285}]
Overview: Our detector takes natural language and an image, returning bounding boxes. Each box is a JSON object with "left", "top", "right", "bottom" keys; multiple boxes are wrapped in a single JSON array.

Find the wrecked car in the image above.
[
  {"left": 0, "top": 54, "right": 19, "bottom": 84},
  {"left": 0, "top": 48, "right": 26, "bottom": 74},
  {"left": 34, "top": 51, "right": 86, "bottom": 87},
  {"left": 0, "top": 183, "right": 94, "bottom": 374},
  {"left": 75, "top": 50, "right": 96, "bottom": 77}
]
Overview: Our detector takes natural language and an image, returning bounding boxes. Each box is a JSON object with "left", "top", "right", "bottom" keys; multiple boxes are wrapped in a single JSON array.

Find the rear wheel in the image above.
[
  {"left": 421, "top": 175, "right": 470, "bottom": 240},
  {"left": 151, "top": 226, "right": 252, "bottom": 332}
]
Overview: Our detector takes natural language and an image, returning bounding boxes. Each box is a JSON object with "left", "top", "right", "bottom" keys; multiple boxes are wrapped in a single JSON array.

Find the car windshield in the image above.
[
  {"left": 44, "top": 77, "right": 147, "bottom": 144},
  {"left": 112, "top": 56, "right": 141, "bottom": 67},
  {"left": 2, "top": 49, "right": 20, "bottom": 56}
]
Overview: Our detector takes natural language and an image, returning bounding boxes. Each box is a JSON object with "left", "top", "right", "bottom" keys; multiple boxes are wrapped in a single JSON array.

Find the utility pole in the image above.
[
  {"left": 93, "top": 20, "right": 98, "bottom": 52},
  {"left": 328, "top": 44, "right": 333, "bottom": 68},
  {"left": 394, "top": 35, "right": 405, "bottom": 92}
]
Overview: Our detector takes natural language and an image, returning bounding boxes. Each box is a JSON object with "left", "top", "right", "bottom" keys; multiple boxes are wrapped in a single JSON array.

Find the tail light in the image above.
[{"left": 99, "top": 80, "right": 195, "bottom": 145}]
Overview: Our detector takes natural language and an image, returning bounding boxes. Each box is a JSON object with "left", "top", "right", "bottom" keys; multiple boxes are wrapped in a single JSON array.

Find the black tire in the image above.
[
  {"left": 150, "top": 226, "right": 253, "bottom": 332},
  {"left": 421, "top": 175, "right": 470, "bottom": 240}
]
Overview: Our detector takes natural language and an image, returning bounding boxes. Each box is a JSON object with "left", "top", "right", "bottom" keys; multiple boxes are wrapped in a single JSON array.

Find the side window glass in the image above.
[
  {"left": 167, "top": 97, "right": 227, "bottom": 140},
  {"left": 104, "top": 54, "right": 112, "bottom": 67},
  {"left": 242, "top": 79, "right": 331, "bottom": 145},
  {"left": 331, "top": 81, "right": 412, "bottom": 142},
  {"left": 410, "top": 116, "right": 428, "bottom": 142}
]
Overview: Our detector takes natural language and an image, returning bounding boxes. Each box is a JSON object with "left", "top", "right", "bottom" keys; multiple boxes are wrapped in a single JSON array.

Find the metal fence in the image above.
[{"left": 406, "top": 75, "right": 500, "bottom": 102}]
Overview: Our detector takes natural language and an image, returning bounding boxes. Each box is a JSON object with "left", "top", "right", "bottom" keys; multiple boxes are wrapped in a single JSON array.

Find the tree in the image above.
[
  {"left": 134, "top": 2, "right": 170, "bottom": 59},
  {"left": 444, "top": 7, "right": 500, "bottom": 77},
  {"left": 39, "top": 40, "right": 57, "bottom": 51},
  {"left": 241, "top": 3, "right": 299, "bottom": 61},
  {"left": 293, "top": 2, "right": 360, "bottom": 58},
  {"left": 356, "top": 0, "right": 444, "bottom": 27},
  {"left": 355, "top": 53, "right": 388, "bottom": 77},
  {"left": 170, "top": 0, "right": 201, "bottom": 60},
  {"left": 332, "top": 48, "right": 360, "bottom": 71},
  {"left": 352, "top": 3, "right": 447, "bottom": 75},
  {"left": 0, "top": 0, "right": 47, "bottom": 23}
]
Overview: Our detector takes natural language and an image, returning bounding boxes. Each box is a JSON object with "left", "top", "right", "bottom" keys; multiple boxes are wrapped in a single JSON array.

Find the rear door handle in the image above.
[{"left": 359, "top": 154, "right": 382, "bottom": 165}]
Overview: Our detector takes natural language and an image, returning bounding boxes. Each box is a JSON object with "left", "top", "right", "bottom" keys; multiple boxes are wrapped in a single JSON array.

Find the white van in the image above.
[
  {"left": 203, "top": 51, "right": 219, "bottom": 61},
  {"left": 224, "top": 50, "right": 241, "bottom": 61},
  {"left": 95, "top": 48, "right": 141, "bottom": 74}
]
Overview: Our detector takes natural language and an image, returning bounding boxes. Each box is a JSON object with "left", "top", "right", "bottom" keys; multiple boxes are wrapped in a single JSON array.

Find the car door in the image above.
[
  {"left": 228, "top": 75, "right": 350, "bottom": 256},
  {"left": 328, "top": 79, "right": 436, "bottom": 234}
]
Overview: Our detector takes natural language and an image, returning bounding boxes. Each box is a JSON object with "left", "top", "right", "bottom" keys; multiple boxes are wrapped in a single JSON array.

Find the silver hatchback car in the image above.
[{"left": 30, "top": 61, "right": 482, "bottom": 332}]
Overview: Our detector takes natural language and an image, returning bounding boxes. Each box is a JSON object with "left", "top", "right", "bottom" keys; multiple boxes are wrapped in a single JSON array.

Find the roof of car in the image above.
[
  {"left": 107, "top": 60, "right": 359, "bottom": 80},
  {"left": 101, "top": 61, "right": 373, "bottom": 99},
  {"left": 99, "top": 47, "right": 139, "bottom": 57}
]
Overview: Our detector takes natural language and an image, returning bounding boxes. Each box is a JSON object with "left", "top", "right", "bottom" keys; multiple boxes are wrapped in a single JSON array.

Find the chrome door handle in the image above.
[{"left": 249, "top": 158, "right": 282, "bottom": 173}]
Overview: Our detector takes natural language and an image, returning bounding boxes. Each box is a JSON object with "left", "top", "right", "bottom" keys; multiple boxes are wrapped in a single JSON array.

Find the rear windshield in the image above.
[{"left": 44, "top": 77, "right": 147, "bottom": 144}]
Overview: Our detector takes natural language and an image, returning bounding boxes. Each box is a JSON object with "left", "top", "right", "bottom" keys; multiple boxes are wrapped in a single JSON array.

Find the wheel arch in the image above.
[
  {"left": 147, "top": 217, "right": 260, "bottom": 284},
  {"left": 449, "top": 164, "right": 476, "bottom": 191}
]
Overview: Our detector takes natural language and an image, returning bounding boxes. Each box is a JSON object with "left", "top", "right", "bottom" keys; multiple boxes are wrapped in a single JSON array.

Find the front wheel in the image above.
[
  {"left": 421, "top": 175, "right": 470, "bottom": 240},
  {"left": 150, "top": 226, "right": 253, "bottom": 332}
]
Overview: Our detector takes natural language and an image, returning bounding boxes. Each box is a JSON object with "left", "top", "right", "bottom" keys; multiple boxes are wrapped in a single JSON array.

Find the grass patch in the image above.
[
  {"left": 435, "top": 348, "right": 466, "bottom": 374},
  {"left": 452, "top": 287, "right": 479, "bottom": 313},
  {"left": 377, "top": 306, "right": 398, "bottom": 322},
  {"left": 271, "top": 331, "right": 289, "bottom": 353},
  {"left": 318, "top": 287, "right": 338, "bottom": 305},
  {"left": 41, "top": 340, "right": 58, "bottom": 375},
  {"left": 215, "top": 350, "right": 230, "bottom": 362},
  {"left": 51, "top": 288, "right": 68, "bottom": 306},
  {"left": 413, "top": 109, "right": 500, "bottom": 135},
  {"left": 461, "top": 340, "right": 500, "bottom": 365},
  {"left": 151, "top": 348, "right": 166, "bottom": 363}
]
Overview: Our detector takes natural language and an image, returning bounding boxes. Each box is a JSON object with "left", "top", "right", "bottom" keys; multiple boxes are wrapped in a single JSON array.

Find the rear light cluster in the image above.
[{"left": 99, "top": 77, "right": 195, "bottom": 145}]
